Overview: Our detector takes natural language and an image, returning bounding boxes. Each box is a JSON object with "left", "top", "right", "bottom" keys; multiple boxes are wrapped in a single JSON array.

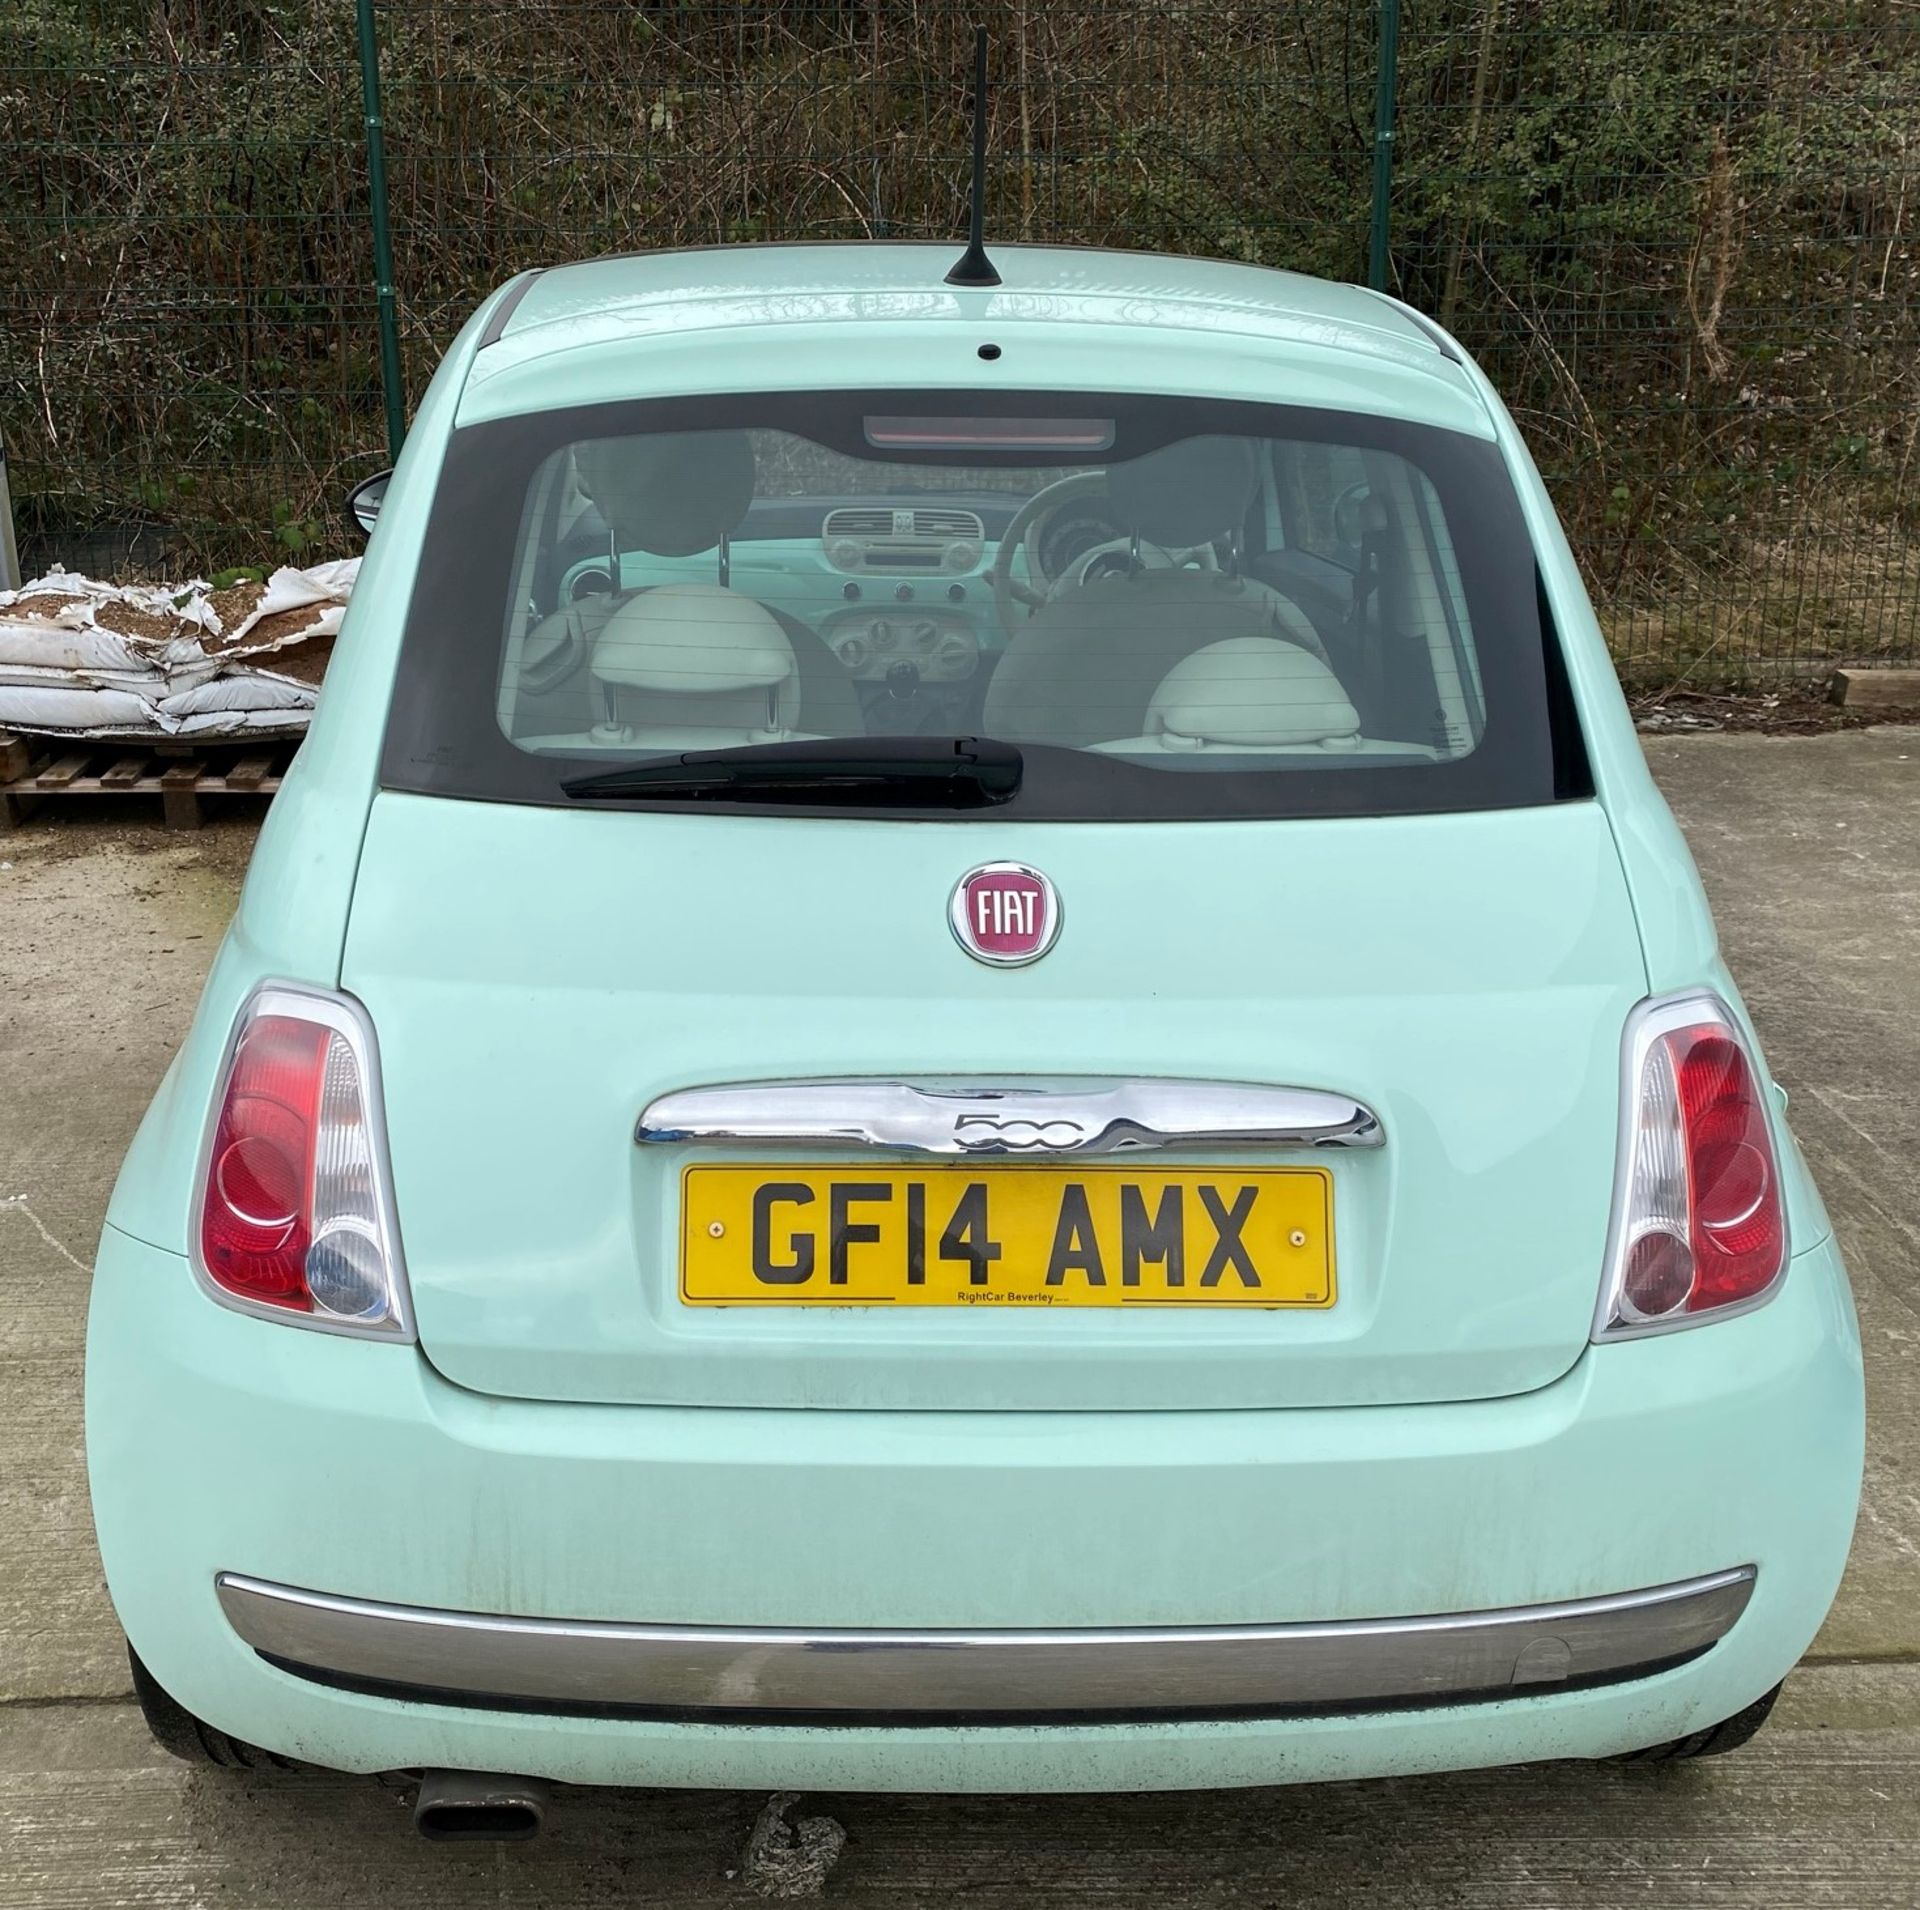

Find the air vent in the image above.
[
  {"left": 823, "top": 509, "right": 893, "bottom": 539},
  {"left": 911, "top": 509, "right": 985, "bottom": 539},
  {"left": 822, "top": 508, "right": 987, "bottom": 577}
]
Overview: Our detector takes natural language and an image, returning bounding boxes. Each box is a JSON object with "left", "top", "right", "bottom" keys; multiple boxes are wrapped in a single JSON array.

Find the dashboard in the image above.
[
  {"left": 823, "top": 610, "right": 980, "bottom": 682},
  {"left": 544, "top": 490, "right": 1356, "bottom": 737},
  {"left": 558, "top": 492, "right": 1135, "bottom": 667},
  {"left": 559, "top": 496, "right": 1029, "bottom": 689}
]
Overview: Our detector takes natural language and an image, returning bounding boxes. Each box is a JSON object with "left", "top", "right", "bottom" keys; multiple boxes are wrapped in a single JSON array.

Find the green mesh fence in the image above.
[
  {"left": 1392, "top": 1, "right": 1920, "bottom": 690},
  {"left": 5, "top": 1, "right": 1917, "bottom": 689},
  {"left": 4, "top": 2, "right": 382, "bottom": 576}
]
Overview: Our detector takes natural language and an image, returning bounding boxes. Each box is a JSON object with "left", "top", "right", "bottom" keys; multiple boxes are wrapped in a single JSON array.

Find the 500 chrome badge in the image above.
[{"left": 949, "top": 862, "right": 1062, "bottom": 966}]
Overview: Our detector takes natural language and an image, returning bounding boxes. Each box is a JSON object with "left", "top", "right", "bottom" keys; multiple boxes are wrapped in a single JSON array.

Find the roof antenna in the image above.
[{"left": 944, "top": 26, "right": 1001, "bottom": 288}]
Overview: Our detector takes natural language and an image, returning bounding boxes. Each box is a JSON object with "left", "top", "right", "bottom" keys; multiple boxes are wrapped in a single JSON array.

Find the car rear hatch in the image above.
[{"left": 342, "top": 789, "right": 1645, "bottom": 1410}]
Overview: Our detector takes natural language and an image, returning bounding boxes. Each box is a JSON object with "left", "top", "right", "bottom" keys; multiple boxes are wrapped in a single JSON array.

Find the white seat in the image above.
[{"left": 1092, "top": 636, "right": 1364, "bottom": 755}]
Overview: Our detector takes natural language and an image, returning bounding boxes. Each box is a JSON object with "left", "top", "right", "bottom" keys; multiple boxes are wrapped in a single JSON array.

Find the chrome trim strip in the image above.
[
  {"left": 217, "top": 1568, "right": 1753, "bottom": 1719},
  {"left": 636, "top": 1078, "right": 1384, "bottom": 1155}
]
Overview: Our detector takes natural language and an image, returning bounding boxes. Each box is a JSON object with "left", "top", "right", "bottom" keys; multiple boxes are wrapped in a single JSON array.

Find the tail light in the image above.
[
  {"left": 1596, "top": 992, "right": 1787, "bottom": 1339},
  {"left": 193, "top": 985, "right": 412, "bottom": 1338}
]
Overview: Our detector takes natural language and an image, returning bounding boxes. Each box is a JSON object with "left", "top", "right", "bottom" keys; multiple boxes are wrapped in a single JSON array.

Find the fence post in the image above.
[
  {"left": 355, "top": 0, "right": 407, "bottom": 461},
  {"left": 0, "top": 426, "right": 20, "bottom": 591},
  {"left": 1367, "top": 0, "right": 1401, "bottom": 291}
]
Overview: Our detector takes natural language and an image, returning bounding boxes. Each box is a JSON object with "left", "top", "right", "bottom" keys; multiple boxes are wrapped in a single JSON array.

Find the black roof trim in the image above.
[
  {"left": 1360, "top": 288, "right": 1462, "bottom": 363},
  {"left": 477, "top": 269, "right": 545, "bottom": 350}
]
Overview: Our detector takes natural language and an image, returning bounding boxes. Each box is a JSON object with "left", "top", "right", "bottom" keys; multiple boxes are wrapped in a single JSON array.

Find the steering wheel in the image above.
[{"left": 989, "top": 472, "right": 1218, "bottom": 640}]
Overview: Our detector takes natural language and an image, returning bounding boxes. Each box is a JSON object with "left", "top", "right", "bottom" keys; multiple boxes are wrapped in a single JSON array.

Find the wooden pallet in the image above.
[{"left": 0, "top": 729, "right": 299, "bottom": 831}]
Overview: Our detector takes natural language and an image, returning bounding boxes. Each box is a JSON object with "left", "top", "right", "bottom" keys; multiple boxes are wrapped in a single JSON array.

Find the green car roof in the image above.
[{"left": 456, "top": 244, "right": 1492, "bottom": 438}]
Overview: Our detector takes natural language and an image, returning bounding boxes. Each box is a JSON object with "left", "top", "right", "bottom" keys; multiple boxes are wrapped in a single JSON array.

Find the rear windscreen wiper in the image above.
[{"left": 560, "top": 735, "right": 1023, "bottom": 807}]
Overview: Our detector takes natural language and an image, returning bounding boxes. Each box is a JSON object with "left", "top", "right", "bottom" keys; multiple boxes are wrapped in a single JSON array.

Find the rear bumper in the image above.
[
  {"left": 216, "top": 1568, "right": 1756, "bottom": 1724},
  {"left": 87, "top": 1225, "right": 1863, "bottom": 1790}
]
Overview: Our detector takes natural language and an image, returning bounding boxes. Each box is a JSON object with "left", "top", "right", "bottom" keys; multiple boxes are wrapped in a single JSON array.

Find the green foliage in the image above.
[
  {"left": 270, "top": 499, "right": 320, "bottom": 559},
  {"left": 3, "top": 0, "right": 1918, "bottom": 679}
]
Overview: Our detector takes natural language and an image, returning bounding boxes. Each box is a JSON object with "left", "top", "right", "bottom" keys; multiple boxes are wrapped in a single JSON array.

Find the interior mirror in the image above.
[{"left": 346, "top": 470, "right": 392, "bottom": 538}]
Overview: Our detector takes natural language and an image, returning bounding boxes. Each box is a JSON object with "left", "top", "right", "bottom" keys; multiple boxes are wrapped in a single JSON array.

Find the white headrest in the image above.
[
  {"left": 591, "top": 585, "right": 796, "bottom": 696},
  {"left": 1147, "top": 637, "right": 1361, "bottom": 747}
]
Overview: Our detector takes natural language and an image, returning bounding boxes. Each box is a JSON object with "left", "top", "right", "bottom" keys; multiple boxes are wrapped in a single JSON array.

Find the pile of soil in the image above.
[
  {"left": 0, "top": 561, "right": 354, "bottom": 739},
  {"left": 3, "top": 592, "right": 88, "bottom": 622},
  {"left": 90, "top": 600, "right": 180, "bottom": 643},
  {"left": 259, "top": 634, "right": 334, "bottom": 686}
]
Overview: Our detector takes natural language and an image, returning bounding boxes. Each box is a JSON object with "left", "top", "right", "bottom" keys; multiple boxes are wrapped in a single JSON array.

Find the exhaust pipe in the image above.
[{"left": 412, "top": 1770, "right": 548, "bottom": 1842}]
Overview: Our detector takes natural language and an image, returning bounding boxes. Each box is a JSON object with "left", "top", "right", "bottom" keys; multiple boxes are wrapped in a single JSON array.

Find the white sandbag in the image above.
[
  {"left": 0, "top": 623, "right": 153, "bottom": 675},
  {"left": 0, "top": 603, "right": 210, "bottom": 681},
  {"left": 0, "top": 656, "right": 165, "bottom": 693},
  {"left": 0, "top": 560, "right": 352, "bottom": 737},
  {"left": 158, "top": 671, "right": 317, "bottom": 719},
  {"left": 171, "top": 705, "right": 314, "bottom": 738},
  {"left": 0, "top": 683, "right": 172, "bottom": 734},
  {"left": 0, "top": 652, "right": 221, "bottom": 696}
]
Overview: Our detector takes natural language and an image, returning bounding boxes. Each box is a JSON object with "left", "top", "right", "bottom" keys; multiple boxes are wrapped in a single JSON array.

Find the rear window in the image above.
[{"left": 382, "top": 391, "right": 1568, "bottom": 821}]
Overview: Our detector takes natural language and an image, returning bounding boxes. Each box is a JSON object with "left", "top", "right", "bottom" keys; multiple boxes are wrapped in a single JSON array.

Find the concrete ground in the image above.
[{"left": 1, "top": 727, "right": 1917, "bottom": 1904}]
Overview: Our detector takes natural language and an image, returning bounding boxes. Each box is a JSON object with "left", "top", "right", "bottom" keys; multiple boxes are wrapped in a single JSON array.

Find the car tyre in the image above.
[
  {"left": 1616, "top": 1680, "right": 1783, "bottom": 1762},
  {"left": 129, "top": 1642, "right": 298, "bottom": 1771}
]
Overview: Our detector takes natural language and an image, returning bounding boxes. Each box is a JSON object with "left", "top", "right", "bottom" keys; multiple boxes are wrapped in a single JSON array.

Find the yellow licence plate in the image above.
[{"left": 679, "top": 1164, "right": 1334, "bottom": 1308}]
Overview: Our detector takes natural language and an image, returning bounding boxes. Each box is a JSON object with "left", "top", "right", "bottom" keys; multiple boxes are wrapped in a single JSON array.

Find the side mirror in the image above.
[{"left": 346, "top": 470, "right": 393, "bottom": 538}]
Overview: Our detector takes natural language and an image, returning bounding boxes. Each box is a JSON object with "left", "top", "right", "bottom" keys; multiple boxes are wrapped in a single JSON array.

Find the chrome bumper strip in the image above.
[
  {"left": 217, "top": 1568, "right": 1753, "bottom": 1722},
  {"left": 635, "top": 1078, "right": 1384, "bottom": 1156}
]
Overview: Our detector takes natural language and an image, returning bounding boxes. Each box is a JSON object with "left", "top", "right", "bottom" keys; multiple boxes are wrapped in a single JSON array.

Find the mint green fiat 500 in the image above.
[{"left": 86, "top": 244, "right": 1864, "bottom": 1838}]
